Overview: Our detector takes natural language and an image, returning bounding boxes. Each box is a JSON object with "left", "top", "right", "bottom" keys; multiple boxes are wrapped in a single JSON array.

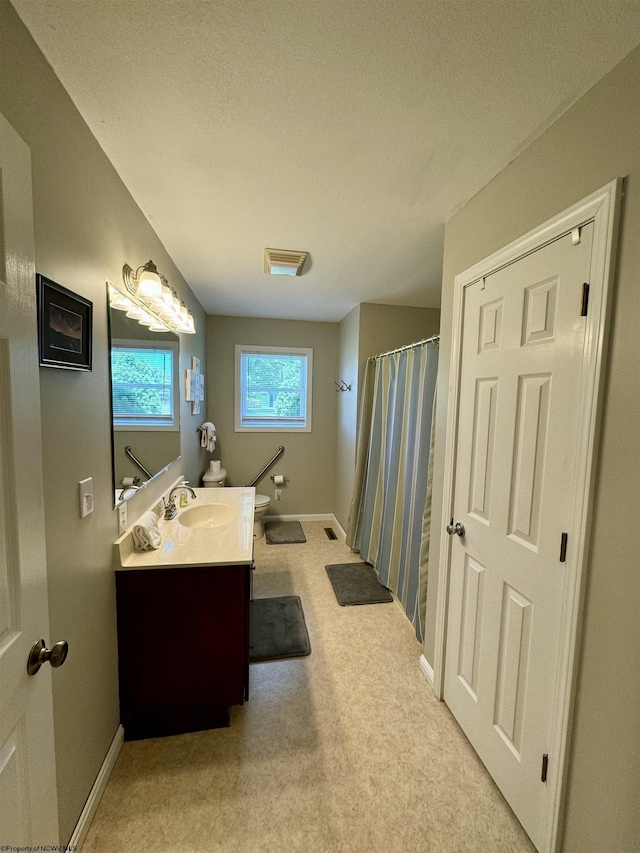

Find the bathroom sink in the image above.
[
  {"left": 178, "top": 503, "right": 239, "bottom": 529},
  {"left": 115, "top": 487, "right": 255, "bottom": 569}
]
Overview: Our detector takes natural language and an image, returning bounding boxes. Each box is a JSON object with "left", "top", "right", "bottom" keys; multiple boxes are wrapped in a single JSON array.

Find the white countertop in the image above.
[{"left": 115, "top": 487, "right": 255, "bottom": 570}]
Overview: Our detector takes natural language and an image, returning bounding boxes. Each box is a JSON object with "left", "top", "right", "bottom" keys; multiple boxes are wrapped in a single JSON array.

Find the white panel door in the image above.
[
  {"left": 0, "top": 114, "right": 59, "bottom": 844},
  {"left": 444, "top": 224, "right": 594, "bottom": 851}
]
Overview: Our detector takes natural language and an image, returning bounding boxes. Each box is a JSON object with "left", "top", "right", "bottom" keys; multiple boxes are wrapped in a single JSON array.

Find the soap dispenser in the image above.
[{"left": 179, "top": 482, "right": 191, "bottom": 507}]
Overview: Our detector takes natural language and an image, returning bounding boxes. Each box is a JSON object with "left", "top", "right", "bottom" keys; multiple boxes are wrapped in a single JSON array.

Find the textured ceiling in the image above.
[{"left": 11, "top": 0, "right": 640, "bottom": 321}]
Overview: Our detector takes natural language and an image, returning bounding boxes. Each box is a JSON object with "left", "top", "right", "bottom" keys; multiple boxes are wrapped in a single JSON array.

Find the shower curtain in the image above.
[{"left": 346, "top": 340, "right": 438, "bottom": 642}]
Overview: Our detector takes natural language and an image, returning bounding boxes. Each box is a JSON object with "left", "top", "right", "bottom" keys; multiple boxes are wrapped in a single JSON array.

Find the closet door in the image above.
[{"left": 444, "top": 225, "right": 593, "bottom": 852}]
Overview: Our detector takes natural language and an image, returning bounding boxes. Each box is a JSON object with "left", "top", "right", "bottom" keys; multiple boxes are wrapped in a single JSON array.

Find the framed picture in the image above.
[{"left": 36, "top": 274, "right": 93, "bottom": 370}]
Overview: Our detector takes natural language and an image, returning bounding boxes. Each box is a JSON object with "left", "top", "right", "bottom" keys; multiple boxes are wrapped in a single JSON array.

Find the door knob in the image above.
[
  {"left": 446, "top": 518, "right": 465, "bottom": 537},
  {"left": 27, "top": 639, "right": 69, "bottom": 676}
]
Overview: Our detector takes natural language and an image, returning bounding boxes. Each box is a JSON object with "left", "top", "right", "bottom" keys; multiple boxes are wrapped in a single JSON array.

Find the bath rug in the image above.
[
  {"left": 250, "top": 595, "right": 311, "bottom": 662},
  {"left": 265, "top": 520, "right": 306, "bottom": 544},
  {"left": 325, "top": 562, "right": 394, "bottom": 606}
]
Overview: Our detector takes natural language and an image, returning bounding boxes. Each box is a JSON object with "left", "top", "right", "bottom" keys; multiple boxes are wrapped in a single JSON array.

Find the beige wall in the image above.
[
  {"left": 426, "top": 46, "right": 640, "bottom": 853},
  {"left": 357, "top": 303, "right": 441, "bottom": 384},
  {"left": 334, "top": 303, "right": 440, "bottom": 530},
  {"left": 334, "top": 305, "right": 360, "bottom": 529},
  {"left": 206, "top": 315, "right": 339, "bottom": 515},
  {"left": 0, "top": 1, "right": 207, "bottom": 842}
]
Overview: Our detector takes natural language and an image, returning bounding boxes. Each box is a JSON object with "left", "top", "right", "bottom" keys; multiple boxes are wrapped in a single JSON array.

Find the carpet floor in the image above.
[{"left": 82, "top": 522, "right": 535, "bottom": 853}]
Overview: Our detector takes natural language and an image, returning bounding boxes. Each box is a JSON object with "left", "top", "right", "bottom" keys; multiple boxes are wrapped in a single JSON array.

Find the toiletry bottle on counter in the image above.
[
  {"left": 203, "top": 460, "right": 226, "bottom": 488},
  {"left": 176, "top": 480, "right": 192, "bottom": 507}
]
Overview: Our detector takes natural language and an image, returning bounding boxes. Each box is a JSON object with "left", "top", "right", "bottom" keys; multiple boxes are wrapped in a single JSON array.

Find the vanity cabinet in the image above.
[{"left": 115, "top": 562, "right": 251, "bottom": 740}]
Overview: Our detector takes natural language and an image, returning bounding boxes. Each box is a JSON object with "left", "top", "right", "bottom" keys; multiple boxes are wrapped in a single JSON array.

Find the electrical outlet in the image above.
[
  {"left": 79, "top": 477, "right": 93, "bottom": 518},
  {"left": 274, "top": 488, "right": 281, "bottom": 500},
  {"left": 117, "top": 502, "right": 128, "bottom": 535}
]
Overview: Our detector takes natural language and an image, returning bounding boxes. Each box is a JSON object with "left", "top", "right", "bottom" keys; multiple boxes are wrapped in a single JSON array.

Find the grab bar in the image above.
[
  {"left": 246, "top": 446, "right": 284, "bottom": 488},
  {"left": 124, "top": 445, "right": 153, "bottom": 480}
]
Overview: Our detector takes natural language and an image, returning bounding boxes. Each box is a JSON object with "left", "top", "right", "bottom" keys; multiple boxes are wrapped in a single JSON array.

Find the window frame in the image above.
[
  {"left": 111, "top": 338, "right": 180, "bottom": 432},
  {"left": 235, "top": 344, "right": 313, "bottom": 432}
]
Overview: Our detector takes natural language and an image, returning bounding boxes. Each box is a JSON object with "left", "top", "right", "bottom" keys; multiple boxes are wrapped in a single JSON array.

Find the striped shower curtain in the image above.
[{"left": 346, "top": 341, "right": 438, "bottom": 643}]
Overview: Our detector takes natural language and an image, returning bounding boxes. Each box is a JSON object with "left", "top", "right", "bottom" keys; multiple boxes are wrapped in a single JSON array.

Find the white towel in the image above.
[
  {"left": 132, "top": 511, "right": 162, "bottom": 551},
  {"left": 199, "top": 421, "right": 217, "bottom": 452}
]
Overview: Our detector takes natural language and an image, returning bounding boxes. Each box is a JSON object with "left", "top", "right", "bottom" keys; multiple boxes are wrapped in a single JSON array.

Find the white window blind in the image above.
[
  {"left": 236, "top": 346, "right": 312, "bottom": 431},
  {"left": 111, "top": 345, "right": 175, "bottom": 428}
]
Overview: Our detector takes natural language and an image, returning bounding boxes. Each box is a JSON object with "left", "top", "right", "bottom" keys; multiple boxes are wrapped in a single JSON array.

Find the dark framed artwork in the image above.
[{"left": 36, "top": 274, "right": 93, "bottom": 370}]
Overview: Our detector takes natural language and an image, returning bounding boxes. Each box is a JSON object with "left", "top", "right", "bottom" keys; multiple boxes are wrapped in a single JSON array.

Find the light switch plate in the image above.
[
  {"left": 79, "top": 477, "right": 93, "bottom": 518},
  {"left": 117, "top": 501, "right": 127, "bottom": 535}
]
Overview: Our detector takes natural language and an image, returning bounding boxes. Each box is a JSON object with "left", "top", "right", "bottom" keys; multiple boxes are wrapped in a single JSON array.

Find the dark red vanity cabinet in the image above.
[{"left": 115, "top": 563, "right": 251, "bottom": 740}]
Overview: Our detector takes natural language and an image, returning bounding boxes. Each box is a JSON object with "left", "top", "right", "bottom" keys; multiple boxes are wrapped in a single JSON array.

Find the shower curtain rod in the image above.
[{"left": 368, "top": 334, "right": 440, "bottom": 362}]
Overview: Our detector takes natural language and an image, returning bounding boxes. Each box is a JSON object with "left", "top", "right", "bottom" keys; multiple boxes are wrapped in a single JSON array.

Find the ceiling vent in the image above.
[{"left": 264, "top": 248, "right": 308, "bottom": 276}]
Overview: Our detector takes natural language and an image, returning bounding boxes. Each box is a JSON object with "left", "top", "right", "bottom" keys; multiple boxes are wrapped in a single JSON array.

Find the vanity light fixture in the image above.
[
  {"left": 264, "top": 248, "right": 308, "bottom": 276},
  {"left": 116, "top": 260, "right": 196, "bottom": 334}
]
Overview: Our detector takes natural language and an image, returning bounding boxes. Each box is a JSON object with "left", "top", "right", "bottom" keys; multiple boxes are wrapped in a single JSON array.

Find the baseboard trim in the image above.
[
  {"left": 419, "top": 654, "right": 435, "bottom": 690},
  {"left": 69, "top": 724, "right": 124, "bottom": 851},
  {"left": 263, "top": 513, "right": 335, "bottom": 523},
  {"left": 330, "top": 515, "right": 347, "bottom": 542}
]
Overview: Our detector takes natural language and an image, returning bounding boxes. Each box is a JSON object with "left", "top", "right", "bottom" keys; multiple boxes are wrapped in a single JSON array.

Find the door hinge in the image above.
[
  {"left": 560, "top": 532, "right": 568, "bottom": 562},
  {"left": 541, "top": 753, "right": 549, "bottom": 783},
  {"left": 581, "top": 283, "right": 590, "bottom": 316}
]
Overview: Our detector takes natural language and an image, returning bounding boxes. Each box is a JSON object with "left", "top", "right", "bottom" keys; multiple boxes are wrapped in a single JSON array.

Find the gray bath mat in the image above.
[
  {"left": 265, "top": 520, "right": 306, "bottom": 544},
  {"left": 250, "top": 595, "right": 311, "bottom": 662},
  {"left": 325, "top": 562, "right": 394, "bottom": 606}
]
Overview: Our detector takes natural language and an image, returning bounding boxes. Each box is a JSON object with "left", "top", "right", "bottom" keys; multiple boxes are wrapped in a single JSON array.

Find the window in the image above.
[
  {"left": 235, "top": 345, "right": 312, "bottom": 432},
  {"left": 111, "top": 340, "right": 179, "bottom": 430}
]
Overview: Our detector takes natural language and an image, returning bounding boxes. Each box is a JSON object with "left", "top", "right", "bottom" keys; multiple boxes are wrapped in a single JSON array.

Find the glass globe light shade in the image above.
[{"left": 136, "top": 265, "right": 162, "bottom": 300}]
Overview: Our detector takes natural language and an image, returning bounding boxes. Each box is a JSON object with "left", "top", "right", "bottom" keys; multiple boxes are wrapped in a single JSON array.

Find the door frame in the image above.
[{"left": 431, "top": 180, "right": 621, "bottom": 852}]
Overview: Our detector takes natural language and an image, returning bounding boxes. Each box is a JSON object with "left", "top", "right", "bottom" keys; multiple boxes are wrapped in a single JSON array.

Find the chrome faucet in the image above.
[{"left": 164, "top": 485, "right": 197, "bottom": 519}]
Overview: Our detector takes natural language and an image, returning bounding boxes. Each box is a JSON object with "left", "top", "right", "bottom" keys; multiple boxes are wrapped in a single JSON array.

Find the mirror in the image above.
[{"left": 108, "top": 292, "right": 181, "bottom": 506}]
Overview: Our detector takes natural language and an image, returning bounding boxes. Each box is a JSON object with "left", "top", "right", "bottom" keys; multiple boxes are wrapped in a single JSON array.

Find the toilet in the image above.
[
  {"left": 202, "top": 460, "right": 227, "bottom": 488},
  {"left": 253, "top": 494, "right": 271, "bottom": 540}
]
